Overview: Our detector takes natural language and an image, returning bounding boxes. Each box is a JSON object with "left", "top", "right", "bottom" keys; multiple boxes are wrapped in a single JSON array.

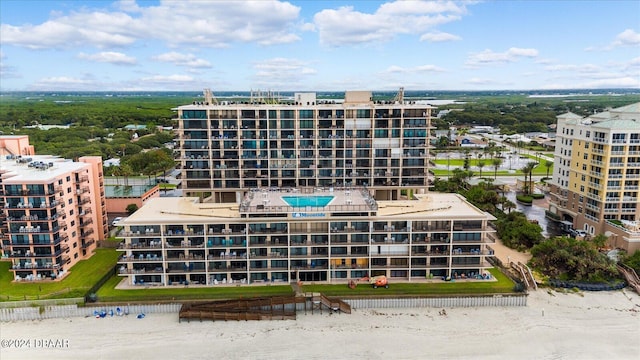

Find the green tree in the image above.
[
  {"left": 544, "top": 160, "right": 553, "bottom": 178},
  {"left": 477, "top": 160, "right": 486, "bottom": 178},
  {"left": 520, "top": 161, "right": 536, "bottom": 194},
  {"left": 491, "top": 158, "right": 503, "bottom": 179},
  {"left": 126, "top": 204, "right": 139, "bottom": 215},
  {"left": 463, "top": 149, "right": 471, "bottom": 170},
  {"left": 530, "top": 236, "right": 619, "bottom": 282},
  {"left": 436, "top": 136, "right": 450, "bottom": 148},
  {"left": 495, "top": 211, "right": 544, "bottom": 250}
]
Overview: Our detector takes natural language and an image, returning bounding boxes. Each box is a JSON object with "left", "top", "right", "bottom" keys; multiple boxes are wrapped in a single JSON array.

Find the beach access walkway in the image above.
[{"left": 178, "top": 293, "right": 351, "bottom": 322}]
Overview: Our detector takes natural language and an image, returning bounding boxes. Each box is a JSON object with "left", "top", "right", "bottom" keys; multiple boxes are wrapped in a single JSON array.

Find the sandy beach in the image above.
[{"left": 1, "top": 290, "right": 638, "bottom": 360}]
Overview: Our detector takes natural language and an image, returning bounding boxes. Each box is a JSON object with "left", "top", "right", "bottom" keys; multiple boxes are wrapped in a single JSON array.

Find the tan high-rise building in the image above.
[
  {"left": 548, "top": 103, "right": 640, "bottom": 252},
  {"left": 176, "top": 90, "right": 434, "bottom": 202},
  {"left": 0, "top": 136, "right": 108, "bottom": 281}
]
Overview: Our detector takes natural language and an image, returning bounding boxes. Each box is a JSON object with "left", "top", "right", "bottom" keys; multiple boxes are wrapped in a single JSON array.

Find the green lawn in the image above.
[
  {"left": 431, "top": 156, "right": 553, "bottom": 177},
  {"left": 95, "top": 276, "right": 293, "bottom": 302},
  {"left": 2, "top": 249, "right": 517, "bottom": 302},
  {"left": 301, "top": 268, "right": 516, "bottom": 296},
  {"left": 0, "top": 249, "right": 119, "bottom": 301}
]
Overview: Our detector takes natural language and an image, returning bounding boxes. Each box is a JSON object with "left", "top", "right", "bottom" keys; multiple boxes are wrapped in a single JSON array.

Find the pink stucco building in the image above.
[{"left": 0, "top": 136, "right": 108, "bottom": 281}]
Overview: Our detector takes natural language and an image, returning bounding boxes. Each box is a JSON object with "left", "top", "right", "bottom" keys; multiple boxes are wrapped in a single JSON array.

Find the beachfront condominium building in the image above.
[
  {"left": 115, "top": 190, "right": 496, "bottom": 286},
  {"left": 548, "top": 103, "right": 640, "bottom": 252},
  {"left": 176, "top": 90, "right": 434, "bottom": 202},
  {"left": 0, "top": 136, "right": 108, "bottom": 281}
]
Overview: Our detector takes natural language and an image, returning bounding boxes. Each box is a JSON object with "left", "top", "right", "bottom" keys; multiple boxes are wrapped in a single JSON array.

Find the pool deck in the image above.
[{"left": 247, "top": 187, "right": 368, "bottom": 208}]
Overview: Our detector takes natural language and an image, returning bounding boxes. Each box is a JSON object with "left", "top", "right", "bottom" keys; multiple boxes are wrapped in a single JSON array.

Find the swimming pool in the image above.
[{"left": 282, "top": 195, "right": 335, "bottom": 207}]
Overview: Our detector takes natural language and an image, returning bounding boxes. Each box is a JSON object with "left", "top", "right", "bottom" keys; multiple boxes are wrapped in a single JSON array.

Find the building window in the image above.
[
  {"left": 74, "top": 253, "right": 78, "bottom": 259},
  {"left": 66, "top": 176, "right": 71, "bottom": 182}
]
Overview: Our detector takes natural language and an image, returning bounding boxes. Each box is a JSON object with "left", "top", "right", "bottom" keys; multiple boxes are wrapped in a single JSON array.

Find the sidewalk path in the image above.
[{"left": 491, "top": 237, "right": 532, "bottom": 266}]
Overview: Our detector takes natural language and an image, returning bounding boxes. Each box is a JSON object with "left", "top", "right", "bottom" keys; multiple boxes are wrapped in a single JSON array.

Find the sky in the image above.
[{"left": 0, "top": 0, "right": 639, "bottom": 92}]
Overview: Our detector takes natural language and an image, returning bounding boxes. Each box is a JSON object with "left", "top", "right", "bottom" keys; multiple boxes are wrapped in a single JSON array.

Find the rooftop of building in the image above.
[
  {"left": 590, "top": 118, "right": 640, "bottom": 130},
  {"left": 558, "top": 102, "right": 640, "bottom": 128},
  {"left": 0, "top": 155, "right": 89, "bottom": 183},
  {"left": 121, "top": 191, "right": 494, "bottom": 225},
  {"left": 176, "top": 91, "right": 434, "bottom": 111},
  {"left": 0, "top": 155, "right": 89, "bottom": 184}
]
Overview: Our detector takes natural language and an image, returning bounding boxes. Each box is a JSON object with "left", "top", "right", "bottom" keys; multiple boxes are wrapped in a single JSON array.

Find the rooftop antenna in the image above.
[
  {"left": 393, "top": 87, "right": 404, "bottom": 104},
  {"left": 203, "top": 88, "right": 218, "bottom": 105}
]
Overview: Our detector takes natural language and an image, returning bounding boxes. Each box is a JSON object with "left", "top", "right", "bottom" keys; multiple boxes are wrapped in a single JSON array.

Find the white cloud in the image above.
[
  {"left": 251, "top": 58, "right": 316, "bottom": 89},
  {"left": 0, "top": 1, "right": 301, "bottom": 50},
  {"left": 465, "top": 47, "right": 539, "bottom": 67},
  {"left": 626, "top": 56, "right": 640, "bottom": 69},
  {"left": 541, "top": 77, "right": 640, "bottom": 90},
  {"left": 544, "top": 64, "right": 601, "bottom": 73},
  {"left": 384, "top": 64, "right": 446, "bottom": 73},
  {"left": 313, "top": 1, "right": 468, "bottom": 46},
  {"left": 78, "top": 51, "right": 137, "bottom": 65},
  {"left": 116, "top": 0, "right": 142, "bottom": 13},
  {"left": 30, "top": 76, "right": 99, "bottom": 91},
  {"left": 419, "top": 31, "right": 461, "bottom": 42},
  {"left": 611, "top": 29, "right": 640, "bottom": 47},
  {"left": 152, "top": 52, "right": 212, "bottom": 68},
  {"left": 140, "top": 74, "right": 194, "bottom": 83},
  {"left": 466, "top": 77, "right": 502, "bottom": 85},
  {"left": 585, "top": 29, "right": 640, "bottom": 51}
]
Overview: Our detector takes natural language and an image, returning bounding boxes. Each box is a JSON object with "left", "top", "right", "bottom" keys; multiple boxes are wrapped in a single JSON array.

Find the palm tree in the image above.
[
  {"left": 520, "top": 162, "right": 536, "bottom": 194},
  {"left": 502, "top": 198, "right": 516, "bottom": 213},
  {"left": 491, "top": 158, "right": 503, "bottom": 179},
  {"left": 544, "top": 160, "right": 553, "bottom": 179},
  {"left": 463, "top": 149, "right": 471, "bottom": 170},
  {"left": 477, "top": 160, "right": 486, "bottom": 178}
]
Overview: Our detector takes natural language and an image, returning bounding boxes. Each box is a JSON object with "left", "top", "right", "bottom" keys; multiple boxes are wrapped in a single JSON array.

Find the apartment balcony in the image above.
[
  {"left": 78, "top": 175, "right": 89, "bottom": 183},
  {"left": 10, "top": 262, "right": 62, "bottom": 271},
  {"left": 5, "top": 248, "right": 67, "bottom": 258},
  {"left": 119, "top": 254, "right": 164, "bottom": 262},
  {"left": 120, "top": 230, "right": 162, "bottom": 237},
  {"left": 81, "top": 239, "right": 96, "bottom": 249},
  {"left": 588, "top": 182, "right": 602, "bottom": 190},
  {"left": 585, "top": 203, "right": 601, "bottom": 211},
  {"left": 118, "top": 242, "right": 163, "bottom": 250}
]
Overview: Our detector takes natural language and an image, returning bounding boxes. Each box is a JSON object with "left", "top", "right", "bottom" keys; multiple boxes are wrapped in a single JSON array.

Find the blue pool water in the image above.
[{"left": 282, "top": 195, "right": 334, "bottom": 207}]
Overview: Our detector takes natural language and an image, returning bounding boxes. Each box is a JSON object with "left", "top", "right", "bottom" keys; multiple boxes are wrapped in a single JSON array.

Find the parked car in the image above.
[
  {"left": 112, "top": 217, "right": 125, "bottom": 226},
  {"left": 569, "top": 229, "right": 587, "bottom": 238}
]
